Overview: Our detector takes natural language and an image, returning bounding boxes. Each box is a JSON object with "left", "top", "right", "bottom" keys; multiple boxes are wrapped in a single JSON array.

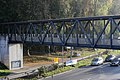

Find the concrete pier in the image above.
[{"left": 0, "top": 36, "right": 23, "bottom": 70}]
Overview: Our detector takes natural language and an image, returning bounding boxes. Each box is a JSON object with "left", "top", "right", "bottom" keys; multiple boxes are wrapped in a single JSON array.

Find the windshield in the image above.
[
  {"left": 107, "top": 55, "right": 113, "bottom": 58},
  {"left": 112, "top": 58, "right": 119, "bottom": 63},
  {"left": 92, "top": 58, "right": 99, "bottom": 61}
]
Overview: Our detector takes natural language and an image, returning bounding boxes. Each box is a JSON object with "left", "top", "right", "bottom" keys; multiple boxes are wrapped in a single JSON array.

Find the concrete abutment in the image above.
[{"left": 0, "top": 36, "right": 23, "bottom": 70}]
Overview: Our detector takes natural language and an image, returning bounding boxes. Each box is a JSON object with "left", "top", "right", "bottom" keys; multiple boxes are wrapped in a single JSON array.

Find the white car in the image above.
[{"left": 91, "top": 57, "right": 104, "bottom": 66}]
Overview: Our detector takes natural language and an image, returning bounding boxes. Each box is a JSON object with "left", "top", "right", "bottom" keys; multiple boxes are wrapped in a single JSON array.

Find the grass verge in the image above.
[
  {"left": 43, "top": 66, "right": 74, "bottom": 77},
  {"left": 39, "top": 51, "right": 109, "bottom": 78},
  {"left": 109, "top": 50, "right": 120, "bottom": 56},
  {"left": 40, "top": 58, "right": 93, "bottom": 78},
  {"left": 0, "top": 70, "right": 10, "bottom": 77},
  {"left": 0, "top": 62, "right": 10, "bottom": 78}
]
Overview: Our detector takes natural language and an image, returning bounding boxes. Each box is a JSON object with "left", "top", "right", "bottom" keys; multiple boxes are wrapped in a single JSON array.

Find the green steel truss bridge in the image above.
[{"left": 1, "top": 15, "right": 120, "bottom": 49}]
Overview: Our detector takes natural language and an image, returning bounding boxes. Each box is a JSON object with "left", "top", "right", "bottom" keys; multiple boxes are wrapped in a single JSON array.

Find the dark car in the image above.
[
  {"left": 105, "top": 55, "right": 116, "bottom": 62},
  {"left": 110, "top": 58, "right": 120, "bottom": 66}
]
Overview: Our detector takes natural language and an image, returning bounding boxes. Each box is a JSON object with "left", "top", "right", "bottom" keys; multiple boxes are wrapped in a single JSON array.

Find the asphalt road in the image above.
[{"left": 40, "top": 63, "right": 120, "bottom": 80}]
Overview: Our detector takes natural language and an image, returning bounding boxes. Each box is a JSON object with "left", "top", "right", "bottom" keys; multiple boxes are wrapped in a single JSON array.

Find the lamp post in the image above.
[
  {"left": 94, "top": 0, "right": 97, "bottom": 16},
  {"left": 62, "top": 46, "right": 64, "bottom": 64}
]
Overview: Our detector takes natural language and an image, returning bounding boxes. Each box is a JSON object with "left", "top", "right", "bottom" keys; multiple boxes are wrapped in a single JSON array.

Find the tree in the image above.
[{"left": 109, "top": 0, "right": 120, "bottom": 15}]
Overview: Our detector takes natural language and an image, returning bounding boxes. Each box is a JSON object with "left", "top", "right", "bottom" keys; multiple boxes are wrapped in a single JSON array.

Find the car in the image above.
[
  {"left": 73, "top": 52, "right": 80, "bottom": 57},
  {"left": 91, "top": 57, "right": 104, "bottom": 66},
  {"left": 105, "top": 55, "right": 116, "bottom": 62},
  {"left": 110, "top": 58, "right": 120, "bottom": 66}
]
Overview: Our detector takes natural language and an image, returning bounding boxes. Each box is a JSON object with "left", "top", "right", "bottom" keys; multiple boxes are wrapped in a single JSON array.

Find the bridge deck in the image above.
[{"left": 3, "top": 34, "right": 120, "bottom": 49}]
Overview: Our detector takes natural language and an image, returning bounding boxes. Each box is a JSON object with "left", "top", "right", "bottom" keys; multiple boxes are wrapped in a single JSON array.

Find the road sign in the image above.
[
  {"left": 54, "top": 58, "right": 58, "bottom": 63},
  {"left": 66, "top": 59, "right": 77, "bottom": 66}
]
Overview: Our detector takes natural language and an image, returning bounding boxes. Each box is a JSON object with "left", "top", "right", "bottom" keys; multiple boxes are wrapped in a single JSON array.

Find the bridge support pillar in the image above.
[{"left": 0, "top": 36, "right": 23, "bottom": 70}]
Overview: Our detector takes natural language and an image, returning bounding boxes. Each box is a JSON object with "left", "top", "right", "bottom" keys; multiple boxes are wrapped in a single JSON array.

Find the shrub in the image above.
[
  {"left": 38, "top": 66, "right": 48, "bottom": 77},
  {"left": 51, "top": 64, "right": 59, "bottom": 70},
  {"left": 0, "top": 62, "right": 8, "bottom": 70}
]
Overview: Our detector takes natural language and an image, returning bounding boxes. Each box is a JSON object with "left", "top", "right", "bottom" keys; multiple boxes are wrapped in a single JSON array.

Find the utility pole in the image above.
[
  {"left": 48, "top": 46, "right": 50, "bottom": 56},
  {"left": 62, "top": 46, "right": 64, "bottom": 64},
  {"left": 70, "top": 47, "right": 73, "bottom": 60}
]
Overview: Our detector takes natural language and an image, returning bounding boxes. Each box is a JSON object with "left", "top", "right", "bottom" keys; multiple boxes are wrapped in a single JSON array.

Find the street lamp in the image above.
[{"left": 94, "top": 0, "right": 97, "bottom": 16}]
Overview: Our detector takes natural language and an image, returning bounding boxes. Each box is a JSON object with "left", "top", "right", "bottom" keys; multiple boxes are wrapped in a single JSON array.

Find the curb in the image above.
[{"left": 39, "top": 68, "right": 75, "bottom": 80}]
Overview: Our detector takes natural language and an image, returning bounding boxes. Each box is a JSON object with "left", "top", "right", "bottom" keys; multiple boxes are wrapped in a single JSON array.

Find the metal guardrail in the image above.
[{"left": 77, "top": 51, "right": 108, "bottom": 61}]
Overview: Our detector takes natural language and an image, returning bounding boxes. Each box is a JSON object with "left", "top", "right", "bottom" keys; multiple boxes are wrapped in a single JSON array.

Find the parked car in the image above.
[
  {"left": 73, "top": 52, "right": 80, "bottom": 57},
  {"left": 110, "top": 58, "right": 120, "bottom": 66},
  {"left": 105, "top": 55, "right": 116, "bottom": 62},
  {"left": 91, "top": 57, "right": 104, "bottom": 66}
]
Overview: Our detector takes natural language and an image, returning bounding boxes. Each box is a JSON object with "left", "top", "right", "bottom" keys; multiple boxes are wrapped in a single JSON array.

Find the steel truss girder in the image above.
[{"left": 0, "top": 15, "right": 120, "bottom": 49}]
